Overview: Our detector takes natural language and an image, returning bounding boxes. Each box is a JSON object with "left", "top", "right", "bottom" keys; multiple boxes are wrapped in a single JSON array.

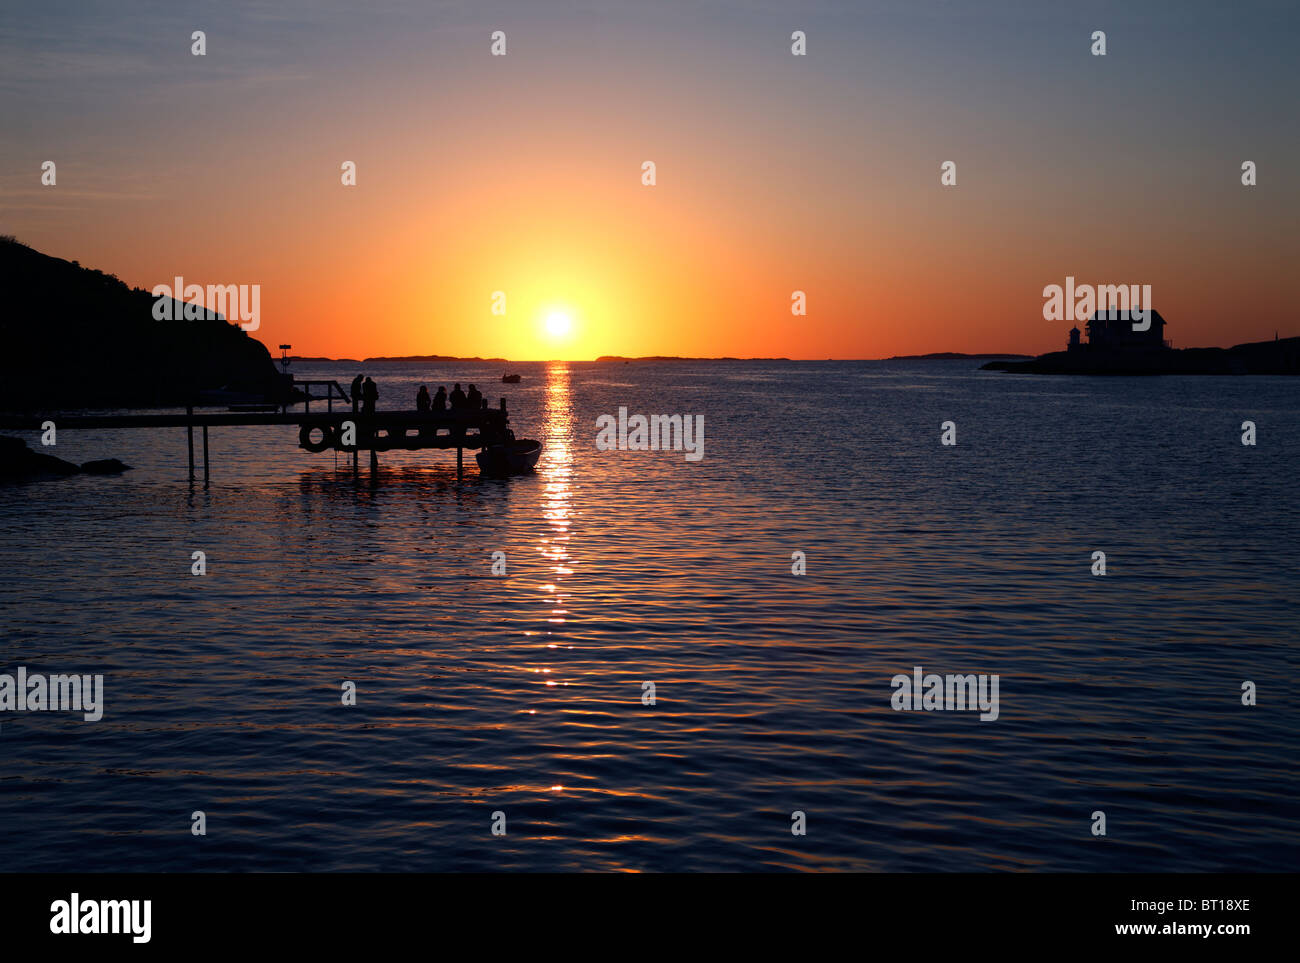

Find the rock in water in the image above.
[
  {"left": 80, "top": 458, "right": 132, "bottom": 474},
  {"left": 0, "top": 437, "right": 80, "bottom": 479},
  {"left": 0, "top": 435, "right": 129, "bottom": 481}
]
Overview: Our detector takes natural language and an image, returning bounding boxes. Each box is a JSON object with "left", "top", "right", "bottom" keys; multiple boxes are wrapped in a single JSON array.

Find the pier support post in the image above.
[
  {"left": 202, "top": 425, "right": 210, "bottom": 485},
  {"left": 186, "top": 405, "right": 195, "bottom": 483},
  {"left": 457, "top": 444, "right": 463, "bottom": 480}
]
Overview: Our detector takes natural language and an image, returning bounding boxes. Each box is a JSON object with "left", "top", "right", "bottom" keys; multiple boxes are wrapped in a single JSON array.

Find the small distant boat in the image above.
[
  {"left": 476, "top": 437, "right": 542, "bottom": 475},
  {"left": 501, "top": 373, "right": 522, "bottom": 383}
]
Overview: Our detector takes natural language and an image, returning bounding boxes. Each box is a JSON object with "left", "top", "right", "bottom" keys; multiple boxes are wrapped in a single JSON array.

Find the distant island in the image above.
[
  {"left": 0, "top": 237, "right": 287, "bottom": 409},
  {"left": 886, "top": 352, "right": 1033, "bottom": 361},
  {"left": 291, "top": 355, "right": 797, "bottom": 364},
  {"left": 983, "top": 310, "right": 1299, "bottom": 375},
  {"left": 291, "top": 355, "right": 511, "bottom": 365},
  {"left": 594, "top": 356, "right": 792, "bottom": 362}
]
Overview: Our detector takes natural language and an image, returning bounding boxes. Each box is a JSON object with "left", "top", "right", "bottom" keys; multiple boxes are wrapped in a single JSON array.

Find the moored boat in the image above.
[{"left": 476, "top": 437, "right": 541, "bottom": 475}]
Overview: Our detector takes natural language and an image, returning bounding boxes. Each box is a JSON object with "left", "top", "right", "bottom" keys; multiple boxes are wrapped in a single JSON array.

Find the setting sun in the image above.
[{"left": 544, "top": 310, "right": 574, "bottom": 339}]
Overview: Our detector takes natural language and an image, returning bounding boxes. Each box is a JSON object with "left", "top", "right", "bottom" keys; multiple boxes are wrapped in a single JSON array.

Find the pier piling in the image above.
[{"left": 186, "top": 404, "right": 195, "bottom": 483}]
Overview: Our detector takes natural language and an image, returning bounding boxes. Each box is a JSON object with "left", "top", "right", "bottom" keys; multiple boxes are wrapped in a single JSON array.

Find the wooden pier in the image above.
[{"left": 0, "top": 395, "right": 515, "bottom": 484}]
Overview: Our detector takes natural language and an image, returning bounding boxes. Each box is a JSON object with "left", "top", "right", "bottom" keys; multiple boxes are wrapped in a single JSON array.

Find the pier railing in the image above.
[{"left": 293, "top": 379, "right": 352, "bottom": 413}]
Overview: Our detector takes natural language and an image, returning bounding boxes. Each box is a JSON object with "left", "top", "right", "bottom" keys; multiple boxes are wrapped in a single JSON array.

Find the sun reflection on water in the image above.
[
  {"left": 534, "top": 362, "right": 578, "bottom": 797},
  {"left": 538, "top": 361, "right": 575, "bottom": 604}
]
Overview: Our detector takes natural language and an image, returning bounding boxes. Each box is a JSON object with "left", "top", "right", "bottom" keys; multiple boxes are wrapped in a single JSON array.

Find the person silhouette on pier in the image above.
[
  {"left": 450, "top": 383, "right": 466, "bottom": 410},
  {"left": 433, "top": 386, "right": 447, "bottom": 412},
  {"left": 416, "top": 385, "right": 431, "bottom": 413},
  {"left": 466, "top": 384, "right": 482, "bottom": 409},
  {"left": 350, "top": 373, "right": 364, "bottom": 408},
  {"left": 362, "top": 377, "right": 378, "bottom": 415}
]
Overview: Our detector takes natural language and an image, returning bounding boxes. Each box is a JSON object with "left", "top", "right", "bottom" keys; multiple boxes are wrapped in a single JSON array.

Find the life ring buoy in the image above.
[{"left": 299, "top": 423, "right": 334, "bottom": 453}]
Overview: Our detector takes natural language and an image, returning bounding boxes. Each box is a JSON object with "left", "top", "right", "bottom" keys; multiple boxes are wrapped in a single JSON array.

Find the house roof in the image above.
[{"left": 1088, "top": 308, "right": 1166, "bottom": 326}]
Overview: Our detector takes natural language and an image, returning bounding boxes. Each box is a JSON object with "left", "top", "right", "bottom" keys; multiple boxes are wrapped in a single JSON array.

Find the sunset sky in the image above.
[{"left": 2, "top": 0, "right": 1297, "bottom": 359}]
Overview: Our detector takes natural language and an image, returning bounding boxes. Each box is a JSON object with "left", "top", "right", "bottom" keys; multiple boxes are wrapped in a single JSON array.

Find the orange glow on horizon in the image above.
[{"left": 8, "top": 42, "right": 1295, "bottom": 361}]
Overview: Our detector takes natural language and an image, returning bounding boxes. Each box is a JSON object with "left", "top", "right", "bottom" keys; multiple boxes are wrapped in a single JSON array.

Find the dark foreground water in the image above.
[{"left": 1, "top": 360, "right": 1296, "bottom": 871}]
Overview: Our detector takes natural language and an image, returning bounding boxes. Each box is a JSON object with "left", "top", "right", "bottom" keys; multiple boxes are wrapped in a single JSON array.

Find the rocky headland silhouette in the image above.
[{"left": 0, "top": 237, "right": 287, "bottom": 410}]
